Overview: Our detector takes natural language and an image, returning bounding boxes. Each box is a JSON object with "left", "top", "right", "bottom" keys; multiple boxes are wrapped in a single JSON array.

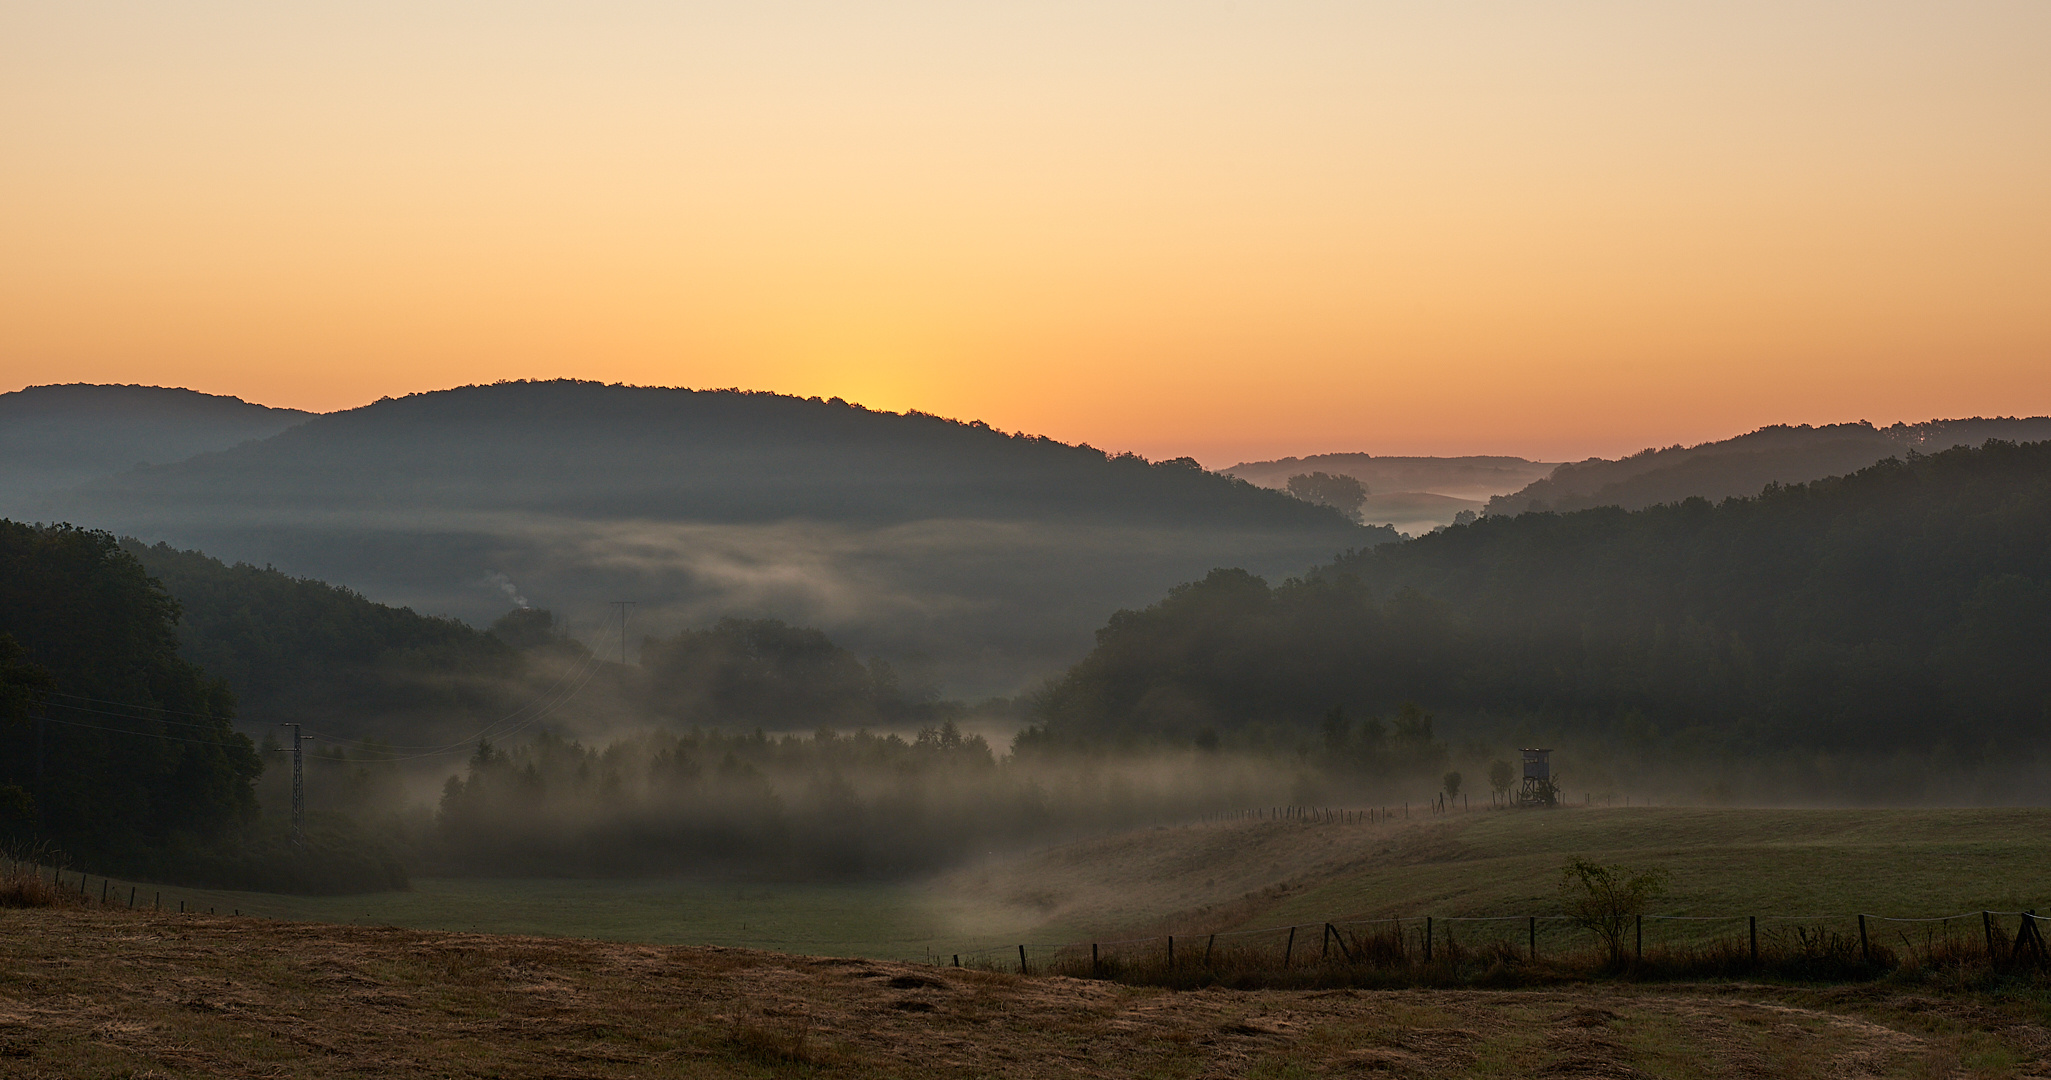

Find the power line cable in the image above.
[
  {"left": 40, "top": 699, "right": 239, "bottom": 732},
  {"left": 27, "top": 712, "right": 251, "bottom": 748},
  {"left": 41, "top": 690, "right": 234, "bottom": 721}
]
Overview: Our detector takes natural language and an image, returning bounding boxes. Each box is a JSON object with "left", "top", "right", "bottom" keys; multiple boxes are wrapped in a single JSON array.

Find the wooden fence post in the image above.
[
  {"left": 1204, "top": 934, "right": 1215, "bottom": 967},
  {"left": 1092, "top": 943, "right": 1099, "bottom": 978},
  {"left": 1328, "top": 924, "right": 1355, "bottom": 964},
  {"left": 1984, "top": 911, "right": 1997, "bottom": 962},
  {"left": 1859, "top": 914, "right": 1870, "bottom": 963},
  {"left": 1283, "top": 926, "right": 1295, "bottom": 967},
  {"left": 1749, "top": 916, "right": 1758, "bottom": 966},
  {"left": 1019, "top": 944, "right": 1028, "bottom": 975},
  {"left": 2019, "top": 912, "right": 2047, "bottom": 967},
  {"left": 2009, "top": 909, "right": 2042, "bottom": 967},
  {"left": 1423, "top": 918, "right": 1432, "bottom": 963},
  {"left": 1167, "top": 935, "right": 1174, "bottom": 968}
]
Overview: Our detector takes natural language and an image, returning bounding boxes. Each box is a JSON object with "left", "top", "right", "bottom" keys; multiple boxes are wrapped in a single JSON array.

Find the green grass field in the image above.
[
  {"left": 58, "top": 806, "right": 2051, "bottom": 961},
  {"left": 1264, "top": 806, "right": 2051, "bottom": 922},
  {"left": 946, "top": 806, "right": 2051, "bottom": 955}
]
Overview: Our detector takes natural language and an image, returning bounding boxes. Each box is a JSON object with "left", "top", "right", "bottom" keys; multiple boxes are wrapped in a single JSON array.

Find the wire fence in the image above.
[{"left": 931, "top": 907, "right": 2051, "bottom": 986}]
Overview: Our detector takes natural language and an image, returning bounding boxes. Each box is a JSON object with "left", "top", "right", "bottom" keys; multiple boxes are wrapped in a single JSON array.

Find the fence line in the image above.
[{"left": 939, "top": 908, "right": 2051, "bottom": 976}]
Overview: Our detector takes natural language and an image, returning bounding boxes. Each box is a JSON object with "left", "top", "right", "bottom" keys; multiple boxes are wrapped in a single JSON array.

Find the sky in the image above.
[{"left": 3, "top": 1, "right": 2048, "bottom": 466}]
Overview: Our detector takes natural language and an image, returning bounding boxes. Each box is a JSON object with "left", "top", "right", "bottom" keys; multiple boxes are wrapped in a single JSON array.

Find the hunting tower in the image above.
[{"left": 1518, "top": 748, "right": 1559, "bottom": 807}]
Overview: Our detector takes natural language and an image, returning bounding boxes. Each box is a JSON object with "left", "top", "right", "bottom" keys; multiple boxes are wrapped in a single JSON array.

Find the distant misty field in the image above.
[{"left": 96, "top": 806, "right": 2051, "bottom": 964}]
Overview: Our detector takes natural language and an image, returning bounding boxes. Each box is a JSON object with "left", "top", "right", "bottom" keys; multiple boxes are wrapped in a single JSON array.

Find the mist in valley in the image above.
[
  {"left": 24, "top": 382, "right": 1380, "bottom": 698},
  {"left": 7, "top": 385, "right": 2051, "bottom": 906}
]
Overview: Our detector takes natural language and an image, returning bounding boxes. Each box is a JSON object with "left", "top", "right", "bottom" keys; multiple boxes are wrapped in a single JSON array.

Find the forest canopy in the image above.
[
  {"left": 0, "top": 522, "right": 260, "bottom": 865},
  {"left": 1035, "top": 440, "right": 2051, "bottom": 760}
]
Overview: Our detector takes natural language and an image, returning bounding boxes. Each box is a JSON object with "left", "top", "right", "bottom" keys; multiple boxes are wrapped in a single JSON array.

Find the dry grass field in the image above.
[{"left": 4, "top": 907, "right": 2051, "bottom": 1079}]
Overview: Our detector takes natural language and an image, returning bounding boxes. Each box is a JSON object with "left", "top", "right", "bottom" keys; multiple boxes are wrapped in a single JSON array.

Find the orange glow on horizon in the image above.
[{"left": 3, "top": 1, "right": 2047, "bottom": 466}]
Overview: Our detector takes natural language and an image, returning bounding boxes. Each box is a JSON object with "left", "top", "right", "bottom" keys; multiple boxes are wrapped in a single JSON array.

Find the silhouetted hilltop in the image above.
[
  {"left": 64, "top": 381, "right": 1356, "bottom": 528},
  {"left": 0, "top": 384, "right": 310, "bottom": 506},
  {"left": 38, "top": 381, "right": 1384, "bottom": 694},
  {"left": 1485, "top": 417, "right": 2051, "bottom": 516}
]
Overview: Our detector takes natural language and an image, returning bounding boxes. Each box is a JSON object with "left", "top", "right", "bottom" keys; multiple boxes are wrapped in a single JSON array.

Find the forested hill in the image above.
[
  {"left": 54, "top": 380, "right": 1355, "bottom": 528},
  {"left": 123, "top": 540, "right": 958, "bottom": 741},
  {"left": 37, "top": 381, "right": 1384, "bottom": 693},
  {"left": 1036, "top": 440, "right": 2051, "bottom": 758},
  {"left": 1484, "top": 417, "right": 2051, "bottom": 517},
  {"left": 0, "top": 384, "right": 309, "bottom": 507},
  {"left": 121, "top": 541, "right": 525, "bottom": 739}
]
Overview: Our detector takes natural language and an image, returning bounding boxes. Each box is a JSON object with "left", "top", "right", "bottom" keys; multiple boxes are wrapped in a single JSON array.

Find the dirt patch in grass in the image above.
[{"left": 2, "top": 908, "right": 2047, "bottom": 1078}]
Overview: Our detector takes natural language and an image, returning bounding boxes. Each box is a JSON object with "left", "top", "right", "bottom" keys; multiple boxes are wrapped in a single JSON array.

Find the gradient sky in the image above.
[{"left": 4, "top": 1, "right": 2048, "bottom": 465}]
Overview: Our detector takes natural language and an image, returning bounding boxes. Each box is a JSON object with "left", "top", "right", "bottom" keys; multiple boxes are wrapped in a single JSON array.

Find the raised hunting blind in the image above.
[{"left": 1519, "top": 748, "right": 1559, "bottom": 807}]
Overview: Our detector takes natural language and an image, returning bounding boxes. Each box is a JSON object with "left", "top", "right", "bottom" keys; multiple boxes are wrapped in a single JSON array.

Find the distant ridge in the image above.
[
  {"left": 1223, "top": 453, "right": 1557, "bottom": 503},
  {"left": 32, "top": 380, "right": 1385, "bottom": 694},
  {"left": 1486, "top": 417, "right": 2051, "bottom": 516},
  {"left": 0, "top": 383, "right": 310, "bottom": 506},
  {"left": 57, "top": 379, "right": 1365, "bottom": 528}
]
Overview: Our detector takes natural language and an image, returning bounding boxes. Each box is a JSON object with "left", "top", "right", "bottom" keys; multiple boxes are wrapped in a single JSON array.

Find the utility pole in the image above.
[
  {"left": 609, "top": 601, "right": 636, "bottom": 665},
  {"left": 273, "top": 723, "right": 311, "bottom": 845}
]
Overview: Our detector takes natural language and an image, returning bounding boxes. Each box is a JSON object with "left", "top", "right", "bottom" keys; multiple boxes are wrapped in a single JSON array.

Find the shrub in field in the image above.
[{"left": 1559, "top": 857, "right": 1670, "bottom": 965}]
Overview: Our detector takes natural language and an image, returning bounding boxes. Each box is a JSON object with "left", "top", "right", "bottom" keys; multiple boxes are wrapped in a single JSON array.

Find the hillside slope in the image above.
[
  {"left": 39, "top": 381, "right": 1384, "bottom": 693},
  {"left": 946, "top": 808, "right": 2051, "bottom": 945},
  {"left": 1036, "top": 440, "right": 2051, "bottom": 764},
  {"left": 0, "top": 384, "right": 309, "bottom": 507},
  {"left": 119, "top": 540, "right": 534, "bottom": 743},
  {"left": 1485, "top": 417, "right": 2051, "bottom": 516}
]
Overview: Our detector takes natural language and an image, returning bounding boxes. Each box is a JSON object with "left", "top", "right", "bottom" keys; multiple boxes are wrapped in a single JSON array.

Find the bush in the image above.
[{"left": 1559, "top": 857, "right": 1670, "bottom": 966}]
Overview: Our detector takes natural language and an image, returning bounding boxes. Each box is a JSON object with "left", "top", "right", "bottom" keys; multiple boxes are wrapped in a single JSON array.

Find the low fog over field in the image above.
[{"left": 6, "top": 386, "right": 2051, "bottom": 898}]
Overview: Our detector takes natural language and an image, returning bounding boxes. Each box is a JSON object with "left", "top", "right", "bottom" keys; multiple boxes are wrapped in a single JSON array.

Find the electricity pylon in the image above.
[{"left": 273, "top": 723, "right": 311, "bottom": 844}]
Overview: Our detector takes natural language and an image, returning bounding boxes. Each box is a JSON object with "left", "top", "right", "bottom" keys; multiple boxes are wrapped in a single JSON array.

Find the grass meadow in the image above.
[{"left": 40, "top": 806, "right": 2051, "bottom": 963}]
